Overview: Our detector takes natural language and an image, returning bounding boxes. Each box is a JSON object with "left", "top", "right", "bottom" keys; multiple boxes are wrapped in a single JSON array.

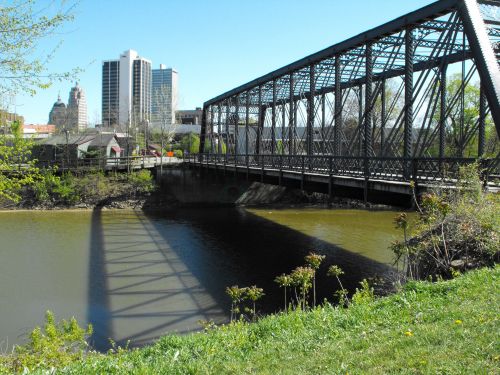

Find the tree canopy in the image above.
[{"left": 0, "top": 0, "right": 78, "bottom": 96}]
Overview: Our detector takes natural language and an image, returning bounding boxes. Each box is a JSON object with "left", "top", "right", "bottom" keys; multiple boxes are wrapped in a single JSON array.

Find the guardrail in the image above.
[
  {"left": 186, "top": 154, "right": 500, "bottom": 185},
  {"left": 35, "top": 156, "right": 182, "bottom": 171}
]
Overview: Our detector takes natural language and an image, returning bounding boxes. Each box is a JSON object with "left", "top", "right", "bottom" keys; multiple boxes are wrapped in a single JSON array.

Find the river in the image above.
[{"left": 0, "top": 207, "right": 403, "bottom": 351}]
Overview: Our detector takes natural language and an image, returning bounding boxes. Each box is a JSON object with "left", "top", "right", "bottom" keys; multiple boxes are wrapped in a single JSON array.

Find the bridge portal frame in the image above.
[{"left": 199, "top": 0, "right": 500, "bottom": 182}]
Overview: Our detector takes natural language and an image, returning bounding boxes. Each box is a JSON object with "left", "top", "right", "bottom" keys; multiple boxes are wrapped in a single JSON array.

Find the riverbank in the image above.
[
  {"left": 1, "top": 174, "right": 396, "bottom": 211},
  {"left": 2, "top": 266, "right": 497, "bottom": 373},
  {"left": 0, "top": 170, "right": 179, "bottom": 211}
]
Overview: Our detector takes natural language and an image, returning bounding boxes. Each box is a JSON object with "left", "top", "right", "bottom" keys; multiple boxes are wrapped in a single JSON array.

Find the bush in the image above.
[
  {"left": 128, "top": 169, "right": 154, "bottom": 196},
  {"left": 31, "top": 169, "right": 79, "bottom": 205},
  {"left": 0, "top": 311, "right": 92, "bottom": 373},
  {"left": 392, "top": 163, "right": 499, "bottom": 280},
  {"left": 173, "top": 149, "right": 183, "bottom": 158}
]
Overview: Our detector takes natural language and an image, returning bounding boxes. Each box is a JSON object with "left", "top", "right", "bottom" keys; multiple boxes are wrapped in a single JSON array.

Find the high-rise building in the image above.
[
  {"left": 151, "top": 64, "right": 178, "bottom": 128},
  {"left": 67, "top": 82, "right": 88, "bottom": 132},
  {"left": 101, "top": 50, "right": 152, "bottom": 129},
  {"left": 48, "top": 94, "right": 67, "bottom": 130},
  {"left": 102, "top": 60, "right": 120, "bottom": 128}
]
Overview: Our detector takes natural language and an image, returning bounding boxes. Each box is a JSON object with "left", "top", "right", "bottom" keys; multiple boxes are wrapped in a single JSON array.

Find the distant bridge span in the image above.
[{"left": 194, "top": 0, "right": 500, "bottom": 200}]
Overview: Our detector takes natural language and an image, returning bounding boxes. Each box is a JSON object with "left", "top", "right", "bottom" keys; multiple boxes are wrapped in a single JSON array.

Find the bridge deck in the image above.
[{"left": 187, "top": 154, "right": 499, "bottom": 197}]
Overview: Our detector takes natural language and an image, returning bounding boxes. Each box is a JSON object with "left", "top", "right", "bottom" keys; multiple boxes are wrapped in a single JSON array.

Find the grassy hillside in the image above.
[{"left": 30, "top": 266, "right": 496, "bottom": 374}]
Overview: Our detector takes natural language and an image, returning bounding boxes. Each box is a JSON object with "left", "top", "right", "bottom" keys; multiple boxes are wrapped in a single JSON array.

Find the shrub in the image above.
[
  {"left": 1, "top": 311, "right": 92, "bottom": 373},
  {"left": 392, "top": 163, "right": 499, "bottom": 280},
  {"left": 128, "top": 169, "right": 155, "bottom": 196},
  {"left": 173, "top": 149, "right": 183, "bottom": 158},
  {"left": 31, "top": 169, "right": 78, "bottom": 205}
]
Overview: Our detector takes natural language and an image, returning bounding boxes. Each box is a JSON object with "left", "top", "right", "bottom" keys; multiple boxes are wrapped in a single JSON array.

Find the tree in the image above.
[
  {"left": 0, "top": 0, "right": 78, "bottom": 96},
  {"left": 0, "top": 121, "right": 41, "bottom": 203},
  {"left": 444, "top": 74, "right": 497, "bottom": 157},
  {"left": 152, "top": 84, "right": 178, "bottom": 174},
  {"left": 180, "top": 133, "right": 200, "bottom": 154}
]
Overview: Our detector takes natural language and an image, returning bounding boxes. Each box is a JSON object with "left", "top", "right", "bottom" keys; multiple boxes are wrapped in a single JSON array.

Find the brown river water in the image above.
[{"left": 0, "top": 207, "right": 404, "bottom": 351}]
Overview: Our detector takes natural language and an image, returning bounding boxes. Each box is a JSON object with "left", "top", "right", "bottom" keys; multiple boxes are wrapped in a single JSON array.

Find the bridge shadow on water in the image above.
[{"left": 87, "top": 206, "right": 396, "bottom": 351}]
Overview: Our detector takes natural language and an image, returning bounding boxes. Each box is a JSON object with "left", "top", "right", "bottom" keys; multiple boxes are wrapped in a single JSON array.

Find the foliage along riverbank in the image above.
[
  {"left": 0, "top": 266, "right": 498, "bottom": 374},
  {"left": 0, "top": 169, "right": 180, "bottom": 211}
]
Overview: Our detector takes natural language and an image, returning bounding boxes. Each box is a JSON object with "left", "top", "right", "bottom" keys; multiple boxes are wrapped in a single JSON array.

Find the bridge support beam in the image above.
[
  {"left": 256, "top": 86, "right": 263, "bottom": 155},
  {"left": 439, "top": 64, "right": 447, "bottom": 160},
  {"left": 380, "top": 79, "right": 386, "bottom": 156},
  {"left": 479, "top": 85, "right": 486, "bottom": 157},
  {"left": 334, "top": 56, "right": 342, "bottom": 157},
  {"left": 225, "top": 100, "right": 230, "bottom": 160},
  {"left": 217, "top": 105, "right": 222, "bottom": 154},
  {"left": 458, "top": 0, "right": 500, "bottom": 137},
  {"left": 245, "top": 93, "right": 250, "bottom": 164},
  {"left": 234, "top": 95, "right": 239, "bottom": 157},
  {"left": 272, "top": 79, "right": 277, "bottom": 155},
  {"left": 404, "top": 27, "right": 414, "bottom": 179},
  {"left": 200, "top": 107, "right": 207, "bottom": 157},
  {"left": 307, "top": 64, "right": 315, "bottom": 157},
  {"left": 289, "top": 73, "right": 295, "bottom": 155},
  {"left": 321, "top": 93, "right": 326, "bottom": 154},
  {"left": 364, "top": 43, "right": 373, "bottom": 174}
]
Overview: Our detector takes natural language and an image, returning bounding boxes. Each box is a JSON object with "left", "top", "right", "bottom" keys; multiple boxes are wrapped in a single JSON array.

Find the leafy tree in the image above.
[
  {"left": 444, "top": 74, "right": 497, "bottom": 157},
  {"left": 0, "top": 0, "right": 78, "bottom": 96},
  {"left": 180, "top": 133, "right": 200, "bottom": 154},
  {"left": 0, "top": 121, "right": 41, "bottom": 203}
]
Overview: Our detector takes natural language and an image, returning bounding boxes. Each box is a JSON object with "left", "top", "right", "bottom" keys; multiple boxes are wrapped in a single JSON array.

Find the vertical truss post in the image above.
[
  {"left": 458, "top": 0, "right": 500, "bottom": 136},
  {"left": 479, "top": 85, "right": 486, "bottom": 157},
  {"left": 225, "top": 100, "right": 230, "bottom": 159},
  {"left": 365, "top": 42, "right": 373, "bottom": 178},
  {"left": 307, "top": 64, "right": 315, "bottom": 157},
  {"left": 281, "top": 100, "right": 286, "bottom": 156},
  {"left": 256, "top": 86, "right": 263, "bottom": 155},
  {"left": 272, "top": 80, "right": 277, "bottom": 155},
  {"left": 217, "top": 104, "right": 222, "bottom": 154},
  {"left": 404, "top": 27, "right": 414, "bottom": 179},
  {"left": 321, "top": 93, "right": 326, "bottom": 154},
  {"left": 358, "top": 85, "right": 363, "bottom": 157},
  {"left": 289, "top": 73, "right": 295, "bottom": 155},
  {"left": 245, "top": 93, "right": 249, "bottom": 164},
  {"left": 380, "top": 79, "right": 386, "bottom": 156},
  {"left": 439, "top": 65, "right": 447, "bottom": 160},
  {"left": 234, "top": 95, "right": 239, "bottom": 158},
  {"left": 209, "top": 106, "right": 214, "bottom": 154},
  {"left": 200, "top": 106, "right": 207, "bottom": 156},
  {"left": 334, "top": 56, "right": 342, "bottom": 157}
]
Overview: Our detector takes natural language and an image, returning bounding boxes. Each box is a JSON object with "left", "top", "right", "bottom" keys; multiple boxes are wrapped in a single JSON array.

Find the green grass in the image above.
[{"left": 33, "top": 266, "right": 499, "bottom": 374}]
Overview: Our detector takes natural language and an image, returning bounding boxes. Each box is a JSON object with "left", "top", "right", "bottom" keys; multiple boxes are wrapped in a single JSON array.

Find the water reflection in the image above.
[
  {"left": 0, "top": 207, "right": 402, "bottom": 351},
  {"left": 88, "top": 210, "right": 225, "bottom": 350}
]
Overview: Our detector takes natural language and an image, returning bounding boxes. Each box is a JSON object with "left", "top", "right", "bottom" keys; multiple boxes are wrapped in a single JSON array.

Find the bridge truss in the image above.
[{"left": 199, "top": 0, "right": 500, "bottom": 184}]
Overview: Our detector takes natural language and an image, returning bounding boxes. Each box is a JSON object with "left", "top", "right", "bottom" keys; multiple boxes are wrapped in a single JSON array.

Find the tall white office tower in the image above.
[{"left": 102, "top": 49, "right": 152, "bottom": 129}]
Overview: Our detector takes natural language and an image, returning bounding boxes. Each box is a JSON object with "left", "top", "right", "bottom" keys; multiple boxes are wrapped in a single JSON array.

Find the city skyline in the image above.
[{"left": 12, "top": 0, "right": 435, "bottom": 125}]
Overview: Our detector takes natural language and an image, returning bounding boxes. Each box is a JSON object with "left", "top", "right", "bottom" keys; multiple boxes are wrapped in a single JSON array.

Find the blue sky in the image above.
[{"left": 16, "top": 0, "right": 435, "bottom": 124}]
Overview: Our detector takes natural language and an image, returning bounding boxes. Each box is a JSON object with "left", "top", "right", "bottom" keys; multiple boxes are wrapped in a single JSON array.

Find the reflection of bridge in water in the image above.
[{"left": 194, "top": 0, "right": 500, "bottom": 200}]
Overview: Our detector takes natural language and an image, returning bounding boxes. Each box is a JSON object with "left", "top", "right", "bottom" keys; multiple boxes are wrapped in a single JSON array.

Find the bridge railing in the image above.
[
  {"left": 190, "top": 154, "right": 499, "bottom": 185},
  {"left": 34, "top": 156, "right": 172, "bottom": 171}
]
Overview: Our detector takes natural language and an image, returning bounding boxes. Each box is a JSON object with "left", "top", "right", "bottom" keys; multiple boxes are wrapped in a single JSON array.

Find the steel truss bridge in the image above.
[{"left": 193, "top": 0, "right": 500, "bottom": 198}]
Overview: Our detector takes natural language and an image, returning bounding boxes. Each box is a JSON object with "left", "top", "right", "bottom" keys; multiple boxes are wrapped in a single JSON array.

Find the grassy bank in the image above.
[{"left": 4, "top": 266, "right": 497, "bottom": 374}]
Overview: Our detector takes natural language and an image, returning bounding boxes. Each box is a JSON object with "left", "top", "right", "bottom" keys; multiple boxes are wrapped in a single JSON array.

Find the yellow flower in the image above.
[
  {"left": 455, "top": 319, "right": 463, "bottom": 325},
  {"left": 404, "top": 330, "right": 413, "bottom": 337}
]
